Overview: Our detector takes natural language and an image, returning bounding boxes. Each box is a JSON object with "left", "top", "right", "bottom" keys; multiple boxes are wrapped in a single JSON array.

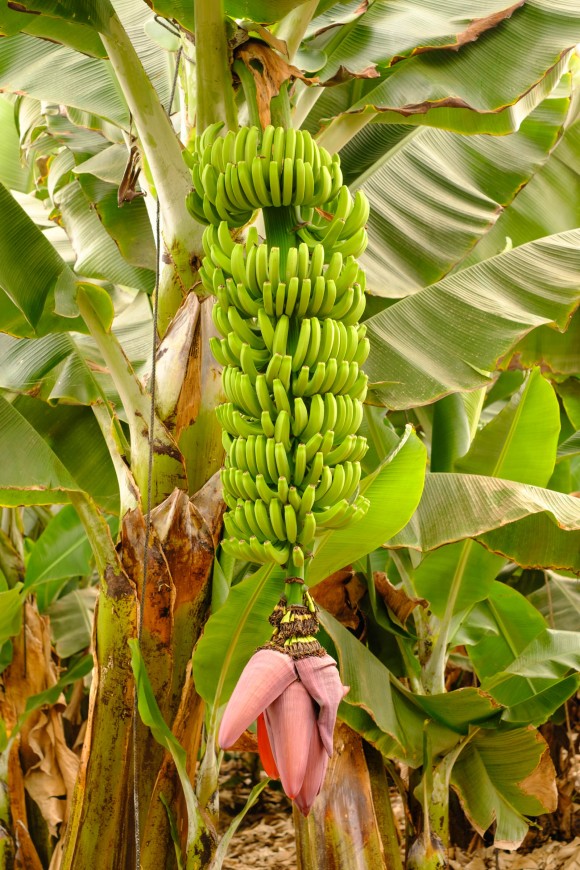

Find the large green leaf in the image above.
[
  {"left": 414, "top": 541, "right": 505, "bottom": 618},
  {"left": 316, "top": 2, "right": 580, "bottom": 134},
  {"left": 346, "top": 82, "right": 572, "bottom": 298},
  {"left": 496, "top": 628, "right": 580, "bottom": 680},
  {"left": 463, "top": 91, "right": 580, "bottom": 266},
  {"left": 0, "top": 33, "right": 129, "bottom": 126},
  {"left": 0, "top": 395, "right": 119, "bottom": 511},
  {"left": 308, "top": 426, "right": 426, "bottom": 584},
  {"left": 56, "top": 180, "right": 154, "bottom": 292},
  {"left": 461, "top": 581, "right": 580, "bottom": 723},
  {"left": 451, "top": 727, "right": 555, "bottom": 849},
  {"left": 389, "top": 473, "right": 580, "bottom": 574},
  {"left": 73, "top": 143, "right": 128, "bottom": 185},
  {"left": 25, "top": 505, "right": 118, "bottom": 608},
  {"left": 466, "top": 582, "right": 546, "bottom": 680},
  {"left": 142, "top": 0, "right": 195, "bottom": 30},
  {"left": 319, "top": 611, "right": 464, "bottom": 766},
  {"left": 318, "top": 611, "right": 411, "bottom": 761},
  {"left": 481, "top": 625, "right": 580, "bottom": 722},
  {"left": 0, "top": 95, "right": 32, "bottom": 192},
  {"left": 0, "top": 181, "right": 76, "bottom": 329},
  {"left": 112, "top": 0, "right": 174, "bottom": 108},
  {"left": 0, "top": 295, "right": 153, "bottom": 406},
  {"left": 0, "top": 395, "right": 81, "bottom": 506},
  {"left": 312, "top": 1, "right": 525, "bottom": 78},
  {"left": 502, "top": 674, "right": 580, "bottom": 726},
  {"left": 24, "top": 506, "right": 93, "bottom": 589},
  {"left": 144, "top": 0, "right": 310, "bottom": 29},
  {"left": 0, "top": 3, "right": 107, "bottom": 56},
  {"left": 75, "top": 172, "right": 156, "bottom": 272},
  {"left": 365, "top": 230, "right": 580, "bottom": 409},
  {"left": 5, "top": 0, "right": 116, "bottom": 33},
  {"left": 456, "top": 369, "right": 560, "bottom": 487},
  {"left": 500, "top": 310, "right": 580, "bottom": 377},
  {"left": 0, "top": 333, "right": 100, "bottom": 402}
]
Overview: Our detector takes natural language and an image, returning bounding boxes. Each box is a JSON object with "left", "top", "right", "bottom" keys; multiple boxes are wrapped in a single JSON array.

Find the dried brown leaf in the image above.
[
  {"left": 519, "top": 744, "right": 558, "bottom": 814},
  {"left": 322, "top": 64, "right": 380, "bottom": 86},
  {"left": 7, "top": 740, "right": 43, "bottom": 870},
  {"left": 190, "top": 470, "right": 225, "bottom": 547},
  {"left": 2, "top": 602, "right": 78, "bottom": 845},
  {"left": 391, "top": 2, "right": 525, "bottom": 64},
  {"left": 374, "top": 571, "right": 427, "bottom": 625},
  {"left": 0, "top": 603, "right": 52, "bottom": 732},
  {"left": 236, "top": 40, "right": 316, "bottom": 128},
  {"left": 154, "top": 292, "right": 201, "bottom": 429},
  {"left": 150, "top": 487, "right": 220, "bottom": 716},
  {"left": 239, "top": 21, "right": 288, "bottom": 56},
  {"left": 311, "top": 568, "right": 366, "bottom": 631},
  {"left": 117, "top": 144, "right": 144, "bottom": 206},
  {"left": 23, "top": 708, "right": 79, "bottom": 836},
  {"left": 122, "top": 506, "right": 174, "bottom": 650}
]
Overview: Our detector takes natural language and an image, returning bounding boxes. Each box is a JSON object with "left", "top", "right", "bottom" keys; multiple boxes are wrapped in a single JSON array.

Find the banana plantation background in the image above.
[{"left": 0, "top": 1, "right": 580, "bottom": 868}]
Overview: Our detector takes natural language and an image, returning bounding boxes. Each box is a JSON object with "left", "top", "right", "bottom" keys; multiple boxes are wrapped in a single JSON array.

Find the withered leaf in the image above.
[
  {"left": 321, "top": 64, "right": 380, "bottom": 87},
  {"left": 519, "top": 742, "right": 558, "bottom": 814},
  {"left": 312, "top": 568, "right": 366, "bottom": 631},
  {"left": 236, "top": 40, "right": 316, "bottom": 128},
  {"left": 374, "top": 572, "right": 427, "bottom": 625},
  {"left": 117, "top": 144, "right": 145, "bottom": 206},
  {"left": 239, "top": 20, "right": 288, "bottom": 57}
]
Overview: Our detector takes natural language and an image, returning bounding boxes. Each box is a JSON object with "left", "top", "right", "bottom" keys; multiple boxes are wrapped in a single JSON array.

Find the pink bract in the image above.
[{"left": 218, "top": 647, "right": 348, "bottom": 813}]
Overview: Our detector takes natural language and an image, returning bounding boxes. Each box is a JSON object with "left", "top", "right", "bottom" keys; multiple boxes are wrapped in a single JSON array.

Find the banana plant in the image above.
[{"left": 0, "top": 1, "right": 580, "bottom": 868}]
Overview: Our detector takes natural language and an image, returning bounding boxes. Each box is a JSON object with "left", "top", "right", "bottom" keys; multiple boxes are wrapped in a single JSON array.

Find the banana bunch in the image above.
[
  {"left": 184, "top": 122, "right": 345, "bottom": 227},
  {"left": 187, "top": 125, "right": 371, "bottom": 572}
]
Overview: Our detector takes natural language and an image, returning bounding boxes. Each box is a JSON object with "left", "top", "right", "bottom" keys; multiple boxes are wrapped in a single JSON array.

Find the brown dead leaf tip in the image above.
[
  {"left": 374, "top": 571, "right": 427, "bottom": 625},
  {"left": 520, "top": 743, "right": 558, "bottom": 813},
  {"left": 236, "top": 40, "right": 317, "bottom": 128},
  {"left": 322, "top": 64, "right": 380, "bottom": 87}
]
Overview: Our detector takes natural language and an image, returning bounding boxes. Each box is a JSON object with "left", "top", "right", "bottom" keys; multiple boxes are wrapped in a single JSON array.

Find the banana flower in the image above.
[{"left": 219, "top": 647, "right": 348, "bottom": 814}]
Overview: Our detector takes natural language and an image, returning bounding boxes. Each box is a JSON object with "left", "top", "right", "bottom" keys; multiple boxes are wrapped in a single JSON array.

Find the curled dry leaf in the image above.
[
  {"left": 321, "top": 64, "right": 380, "bottom": 87},
  {"left": 1, "top": 602, "right": 79, "bottom": 841},
  {"left": 374, "top": 571, "right": 427, "bottom": 626},
  {"left": 238, "top": 20, "right": 288, "bottom": 57},
  {"left": 311, "top": 568, "right": 366, "bottom": 632},
  {"left": 235, "top": 40, "right": 316, "bottom": 128},
  {"left": 23, "top": 708, "right": 79, "bottom": 836}
]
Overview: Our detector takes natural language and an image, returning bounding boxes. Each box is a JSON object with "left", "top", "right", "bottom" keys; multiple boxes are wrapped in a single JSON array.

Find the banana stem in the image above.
[
  {"left": 194, "top": 0, "right": 238, "bottom": 132},
  {"left": 100, "top": 14, "right": 203, "bottom": 296},
  {"left": 270, "top": 83, "right": 293, "bottom": 130},
  {"left": 233, "top": 59, "right": 262, "bottom": 130},
  {"left": 284, "top": 581, "right": 305, "bottom": 606},
  {"left": 262, "top": 205, "right": 298, "bottom": 272}
]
